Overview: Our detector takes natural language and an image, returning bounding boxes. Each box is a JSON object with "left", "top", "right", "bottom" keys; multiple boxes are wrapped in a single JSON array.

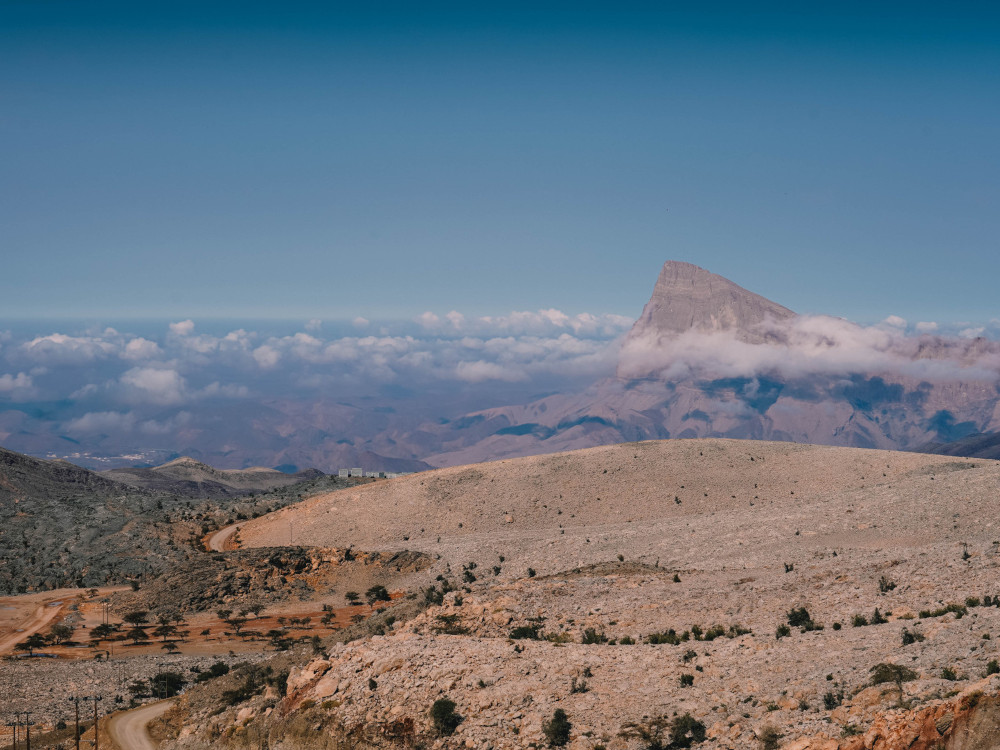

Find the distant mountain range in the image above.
[
  {"left": 5, "top": 260, "right": 1000, "bottom": 472},
  {"left": 408, "top": 261, "right": 1000, "bottom": 465}
]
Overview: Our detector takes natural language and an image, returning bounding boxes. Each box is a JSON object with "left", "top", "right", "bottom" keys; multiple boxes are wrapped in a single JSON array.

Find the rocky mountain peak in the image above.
[{"left": 625, "top": 260, "right": 795, "bottom": 344}]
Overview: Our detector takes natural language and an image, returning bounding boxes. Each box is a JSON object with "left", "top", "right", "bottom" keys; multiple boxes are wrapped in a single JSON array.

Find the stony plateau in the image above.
[{"left": 148, "top": 438, "right": 1000, "bottom": 749}]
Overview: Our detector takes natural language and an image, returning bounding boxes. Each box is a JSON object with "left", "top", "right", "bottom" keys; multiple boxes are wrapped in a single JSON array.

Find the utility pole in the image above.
[
  {"left": 89, "top": 696, "right": 103, "bottom": 750},
  {"left": 68, "top": 697, "right": 80, "bottom": 750},
  {"left": 21, "top": 712, "right": 32, "bottom": 750},
  {"left": 5, "top": 720, "right": 15, "bottom": 750}
]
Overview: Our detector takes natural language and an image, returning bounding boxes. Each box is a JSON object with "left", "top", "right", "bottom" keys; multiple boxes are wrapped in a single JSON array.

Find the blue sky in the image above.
[{"left": 2, "top": 2, "right": 999, "bottom": 324}]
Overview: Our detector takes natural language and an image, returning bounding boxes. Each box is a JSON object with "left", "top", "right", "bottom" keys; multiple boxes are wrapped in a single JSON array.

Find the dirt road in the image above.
[
  {"left": 107, "top": 700, "right": 174, "bottom": 750},
  {"left": 207, "top": 523, "right": 240, "bottom": 551},
  {"left": 0, "top": 594, "right": 68, "bottom": 654}
]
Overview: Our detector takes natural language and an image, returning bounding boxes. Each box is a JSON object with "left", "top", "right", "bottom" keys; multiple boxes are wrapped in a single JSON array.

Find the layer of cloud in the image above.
[{"left": 618, "top": 313, "right": 1000, "bottom": 383}]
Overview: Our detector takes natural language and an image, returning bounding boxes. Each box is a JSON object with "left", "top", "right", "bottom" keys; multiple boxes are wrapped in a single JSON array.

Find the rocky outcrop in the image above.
[{"left": 621, "top": 260, "right": 795, "bottom": 355}]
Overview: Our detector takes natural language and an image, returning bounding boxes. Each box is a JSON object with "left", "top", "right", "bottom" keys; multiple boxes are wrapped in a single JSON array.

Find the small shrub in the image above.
[
  {"left": 775, "top": 624, "right": 791, "bottom": 640},
  {"left": 570, "top": 677, "right": 589, "bottom": 694},
  {"left": 509, "top": 625, "right": 542, "bottom": 640},
  {"left": 430, "top": 697, "right": 463, "bottom": 736},
  {"left": 300, "top": 699, "right": 316, "bottom": 710},
  {"left": 942, "top": 667, "right": 959, "bottom": 681},
  {"left": 582, "top": 628, "right": 609, "bottom": 645},
  {"left": 919, "top": 603, "right": 968, "bottom": 619},
  {"left": 543, "top": 708, "right": 572, "bottom": 747},
  {"left": 759, "top": 725, "right": 782, "bottom": 750},
  {"left": 619, "top": 635, "right": 635, "bottom": 645},
  {"left": 679, "top": 673, "right": 694, "bottom": 687},
  {"left": 901, "top": 628, "right": 925, "bottom": 646},
  {"left": 527, "top": 568, "right": 537, "bottom": 578},
  {"left": 871, "top": 608, "right": 888, "bottom": 625},
  {"left": 824, "top": 690, "right": 843, "bottom": 709},
  {"left": 986, "top": 659, "right": 1000, "bottom": 677},
  {"left": 787, "top": 607, "right": 811, "bottom": 627},
  {"left": 966, "top": 596, "right": 982, "bottom": 608},
  {"left": 879, "top": 576, "right": 896, "bottom": 593},
  {"left": 670, "top": 714, "right": 706, "bottom": 748},
  {"left": 852, "top": 614, "right": 869, "bottom": 627},
  {"left": 648, "top": 629, "right": 685, "bottom": 645},
  {"left": 870, "top": 663, "right": 917, "bottom": 686}
]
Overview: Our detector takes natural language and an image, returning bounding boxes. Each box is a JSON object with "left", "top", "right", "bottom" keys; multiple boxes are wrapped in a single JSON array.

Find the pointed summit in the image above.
[{"left": 625, "top": 261, "right": 795, "bottom": 344}]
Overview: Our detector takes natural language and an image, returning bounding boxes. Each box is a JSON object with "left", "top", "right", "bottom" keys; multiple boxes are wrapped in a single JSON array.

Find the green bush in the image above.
[
  {"left": 430, "top": 697, "right": 463, "bottom": 735},
  {"left": 670, "top": 713, "right": 706, "bottom": 748},
  {"left": 509, "top": 625, "right": 542, "bottom": 640},
  {"left": 870, "top": 663, "right": 917, "bottom": 687},
  {"left": 787, "top": 607, "right": 812, "bottom": 627},
  {"left": 582, "top": 628, "right": 609, "bottom": 645},
  {"left": 759, "top": 725, "right": 782, "bottom": 750},
  {"left": 543, "top": 708, "right": 571, "bottom": 747}
]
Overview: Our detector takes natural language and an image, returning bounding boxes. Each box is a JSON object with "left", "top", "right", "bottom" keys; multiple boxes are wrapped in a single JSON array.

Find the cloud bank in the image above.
[{"left": 618, "top": 313, "right": 1000, "bottom": 383}]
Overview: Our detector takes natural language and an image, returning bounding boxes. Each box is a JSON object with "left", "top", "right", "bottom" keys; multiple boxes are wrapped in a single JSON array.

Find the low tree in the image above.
[
  {"left": 126, "top": 625, "right": 148, "bottom": 644},
  {"left": 366, "top": 585, "right": 391, "bottom": 606},
  {"left": 345, "top": 591, "right": 361, "bottom": 605},
  {"left": 150, "top": 671, "right": 186, "bottom": 698},
  {"left": 49, "top": 623, "right": 74, "bottom": 644},
  {"left": 153, "top": 623, "right": 178, "bottom": 642},
  {"left": 15, "top": 633, "right": 48, "bottom": 656}
]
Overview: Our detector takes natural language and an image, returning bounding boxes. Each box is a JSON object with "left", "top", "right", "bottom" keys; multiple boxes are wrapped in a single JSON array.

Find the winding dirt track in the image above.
[
  {"left": 207, "top": 523, "right": 240, "bottom": 551},
  {"left": 0, "top": 595, "right": 67, "bottom": 654},
  {"left": 107, "top": 699, "right": 174, "bottom": 750}
]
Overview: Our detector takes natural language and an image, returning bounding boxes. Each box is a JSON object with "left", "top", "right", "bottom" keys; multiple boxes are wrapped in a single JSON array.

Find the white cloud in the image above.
[
  {"left": 199, "top": 382, "right": 250, "bottom": 398},
  {"left": 916, "top": 321, "right": 939, "bottom": 333},
  {"left": 960, "top": 327, "right": 986, "bottom": 339},
  {"left": 0, "top": 371, "right": 33, "bottom": 394},
  {"left": 122, "top": 337, "right": 163, "bottom": 360},
  {"left": 618, "top": 313, "right": 1000, "bottom": 384},
  {"left": 70, "top": 383, "right": 99, "bottom": 399},
  {"left": 353, "top": 317, "right": 370, "bottom": 329},
  {"left": 883, "top": 315, "right": 907, "bottom": 328},
  {"left": 417, "top": 311, "right": 441, "bottom": 328},
  {"left": 455, "top": 360, "right": 529, "bottom": 383},
  {"left": 21, "top": 333, "right": 117, "bottom": 364},
  {"left": 253, "top": 345, "right": 281, "bottom": 369},
  {"left": 119, "top": 367, "right": 188, "bottom": 405},
  {"left": 305, "top": 318, "right": 323, "bottom": 332},
  {"left": 169, "top": 320, "right": 195, "bottom": 336},
  {"left": 64, "top": 411, "right": 136, "bottom": 434}
]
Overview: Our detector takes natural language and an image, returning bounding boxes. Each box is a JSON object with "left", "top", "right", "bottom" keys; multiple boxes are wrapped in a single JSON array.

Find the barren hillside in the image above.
[{"left": 152, "top": 439, "right": 1000, "bottom": 749}]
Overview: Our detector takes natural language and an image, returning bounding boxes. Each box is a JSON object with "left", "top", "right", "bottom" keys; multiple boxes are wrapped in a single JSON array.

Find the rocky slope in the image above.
[
  {"left": 102, "top": 457, "right": 325, "bottom": 498},
  {"left": 152, "top": 438, "right": 1000, "bottom": 749}
]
